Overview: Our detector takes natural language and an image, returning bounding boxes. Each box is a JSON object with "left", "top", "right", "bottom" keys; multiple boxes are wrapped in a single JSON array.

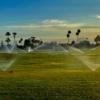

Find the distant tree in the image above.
[
  {"left": 68, "top": 30, "right": 71, "bottom": 34},
  {"left": 24, "top": 37, "right": 43, "bottom": 49},
  {"left": 71, "top": 40, "right": 75, "bottom": 46},
  {"left": 19, "top": 38, "right": 23, "bottom": 44},
  {"left": 5, "top": 32, "right": 11, "bottom": 46},
  {"left": 76, "top": 29, "right": 81, "bottom": 42},
  {"left": 17, "top": 38, "right": 24, "bottom": 49},
  {"left": 5, "top": 37, "right": 11, "bottom": 46},
  {"left": 94, "top": 35, "right": 100, "bottom": 45},
  {"left": 5, "top": 32, "right": 11, "bottom": 37},
  {"left": 31, "top": 38, "right": 43, "bottom": 48},
  {"left": 67, "top": 30, "right": 71, "bottom": 44},
  {"left": 24, "top": 39, "right": 31, "bottom": 48},
  {"left": 39, "top": 40, "right": 43, "bottom": 45},
  {"left": 31, "top": 37, "right": 36, "bottom": 45},
  {"left": 67, "top": 34, "right": 70, "bottom": 44},
  {"left": 31, "top": 37, "right": 36, "bottom": 40},
  {"left": 1, "top": 41, "right": 4, "bottom": 47},
  {"left": 12, "top": 32, "right": 17, "bottom": 42}
]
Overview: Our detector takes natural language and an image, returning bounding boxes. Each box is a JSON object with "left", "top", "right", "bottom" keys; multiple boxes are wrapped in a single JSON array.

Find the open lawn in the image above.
[{"left": 0, "top": 51, "right": 99, "bottom": 100}]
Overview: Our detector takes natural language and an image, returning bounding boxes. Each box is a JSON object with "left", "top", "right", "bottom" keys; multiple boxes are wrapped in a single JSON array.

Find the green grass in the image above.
[
  {"left": 0, "top": 52, "right": 99, "bottom": 100},
  {"left": 0, "top": 53, "right": 16, "bottom": 61},
  {"left": 11, "top": 52, "right": 90, "bottom": 71}
]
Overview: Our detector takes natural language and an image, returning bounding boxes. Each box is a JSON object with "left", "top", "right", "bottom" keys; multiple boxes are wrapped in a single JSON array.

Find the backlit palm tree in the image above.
[
  {"left": 5, "top": 37, "right": 11, "bottom": 46},
  {"left": 76, "top": 29, "right": 81, "bottom": 42},
  {"left": 5, "top": 32, "right": 11, "bottom": 37},
  {"left": 12, "top": 32, "right": 17, "bottom": 43},
  {"left": 67, "top": 30, "right": 71, "bottom": 44},
  {"left": 5, "top": 32, "right": 11, "bottom": 46},
  {"left": 67, "top": 34, "right": 70, "bottom": 44}
]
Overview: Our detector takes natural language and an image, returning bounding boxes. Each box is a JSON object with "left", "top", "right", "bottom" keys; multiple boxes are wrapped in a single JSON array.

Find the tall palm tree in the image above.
[
  {"left": 67, "top": 30, "right": 71, "bottom": 44},
  {"left": 5, "top": 37, "right": 11, "bottom": 46},
  {"left": 1, "top": 41, "right": 4, "bottom": 47},
  {"left": 68, "top": 30, "right": 71, "bottom": 35},
  {"left": 5, "top": 32, "right": 11, "bottom": 46},
  {"left": 67, "top": 34, "right": 70, "bottom": 44},
  {"left": 12, "top": 32, "right": 17, "bottom": 42},
  {"left": 5, "top": 32, "right": 11, "bottom": 37},
  {"left": 76, "top": 29, "right": 81, "bottom": 42}
]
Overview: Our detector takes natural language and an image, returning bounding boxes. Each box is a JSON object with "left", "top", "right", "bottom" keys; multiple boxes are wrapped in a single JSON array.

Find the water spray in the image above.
[{"left": 69, "top": 47, "right": 100, "bottom": 71}]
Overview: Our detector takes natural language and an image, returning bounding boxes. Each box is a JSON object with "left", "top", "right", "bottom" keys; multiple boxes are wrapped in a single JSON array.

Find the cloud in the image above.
[
  {"left": 1, "top": 19, "right": 84, "bottom": 30},
  {"left": 96, "top": 15, "right": 100, "bottom": 19},
  {"left": 42, "top": 19, "right": 65, "bottom": 24},
  {"left": 41, "top": 19, "right": 84, "bottom": 28}
]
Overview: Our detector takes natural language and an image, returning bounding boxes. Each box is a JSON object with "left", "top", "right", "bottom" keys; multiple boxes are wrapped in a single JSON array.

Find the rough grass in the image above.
[{"left": 0, "top": 52, "right": 99, "bottom": 100}]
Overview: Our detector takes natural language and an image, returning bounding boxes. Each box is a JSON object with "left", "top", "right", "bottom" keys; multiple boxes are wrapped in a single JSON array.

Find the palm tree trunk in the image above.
[
  {"left": 68, "top": 37, "right": 70, "bottom": 44},
  {"left": 13, "top": 36, "right": 17, "bottom": 45},
  {"left": 77, "top": 36, "right": 79, "bottom": 42}
]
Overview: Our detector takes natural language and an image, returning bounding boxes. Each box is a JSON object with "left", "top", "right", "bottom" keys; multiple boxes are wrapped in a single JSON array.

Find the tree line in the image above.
[{"left": 0, "top": 30, "right": 100, "bottom": 50}]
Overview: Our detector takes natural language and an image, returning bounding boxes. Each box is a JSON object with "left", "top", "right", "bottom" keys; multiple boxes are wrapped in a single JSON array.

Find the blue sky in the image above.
[
  {"left": 0, "top": 0, "right": 100, "bottom": 25},
  {"left": 0, "top": 0, "right": 100, "bottom": 41}
]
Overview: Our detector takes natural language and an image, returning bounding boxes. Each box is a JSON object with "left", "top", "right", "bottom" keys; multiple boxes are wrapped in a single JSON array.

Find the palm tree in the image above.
[
  {"left": 12, "top": 32, "right": 17, "bottom": 45},
  {"left": 5, "top": 32, "right": 11, "bottom": 37},
  {"left": 67, "top": 30, "right": 71, "bottom": 44},
  {"left": 1, "top": 41, "right": 4, "bottom": 47},
  {"left": 67, "top": 34, "right": 70, "bottom": 44},
  {"left": 76, "top": 29, "right": 81, "bottom": 42},
  {"left": 5, "top": 32, "right": 11, "bottom": 46},
  {"left": 5, "top": 37, "right": 11, "bottom": 46},
  {"left": 68, "top": 30, "right": 71, "bottom": 34},
  {"left": 12, "top": 32, "right": 17, "bottom": 43}
]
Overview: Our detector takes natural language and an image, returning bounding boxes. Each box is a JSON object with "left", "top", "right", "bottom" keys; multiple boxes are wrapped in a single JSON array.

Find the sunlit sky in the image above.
[{"left": 0, "top": 0, "right": 100, "bottom": 42}]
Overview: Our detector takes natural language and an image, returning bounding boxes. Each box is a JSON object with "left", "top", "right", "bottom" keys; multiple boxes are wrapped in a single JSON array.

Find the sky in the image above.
[{"left": 0, "top": 0, "right": 100, "bottom": 42}]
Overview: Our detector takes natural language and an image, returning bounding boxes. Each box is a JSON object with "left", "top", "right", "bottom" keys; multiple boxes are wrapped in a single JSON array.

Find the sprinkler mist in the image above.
[
  {"left": 27, "top": 47, "right": 33, "bottom": 53},
  {"left": 0, "top": 58, "right": 17, "bottom": 71},
  {"left": 6, "top": 43, "right": 18, "bottom": 53},
  {"left": 0, "top": 42, "right": 19, "bottom": 71},
  {"left": 33, "top": 42, "right": 69, "bottom": 52},
  {"left": 69, "top": 47, "right": 100, "bottom": 71}
]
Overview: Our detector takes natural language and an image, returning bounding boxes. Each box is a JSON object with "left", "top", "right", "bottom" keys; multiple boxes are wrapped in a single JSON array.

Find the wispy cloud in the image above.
[
  {"left": 96, "top": 15, "right": 100, "bottom": 19},
  {"left": 41, "top": 19, "right": 84, "bottom": 28},
  {"left": 1, "top": 19, "right": 84, "bottom": 30}
]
